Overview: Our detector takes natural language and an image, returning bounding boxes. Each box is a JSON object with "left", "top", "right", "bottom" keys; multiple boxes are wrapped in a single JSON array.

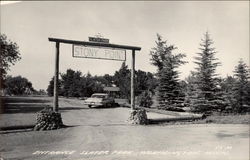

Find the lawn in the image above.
[
  {"left": 0, "top": 96, "right": 249, "bottom": 129},
  {"left": 0, "top": 96, "right": 249, "bottom": 160}
]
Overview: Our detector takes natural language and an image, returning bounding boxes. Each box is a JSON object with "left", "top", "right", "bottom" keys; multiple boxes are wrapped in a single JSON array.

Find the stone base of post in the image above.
[
  {"left": 34, "top": 107, "right": 64, "bottom": 131},
  {"left": 129, "top": 108, "right": 148, "bottom": 125}
]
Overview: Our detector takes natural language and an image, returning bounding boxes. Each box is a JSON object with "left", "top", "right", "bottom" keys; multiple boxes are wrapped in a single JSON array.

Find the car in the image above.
[{"left": 84, "top": 93, "right": 115, "bottom": 108}]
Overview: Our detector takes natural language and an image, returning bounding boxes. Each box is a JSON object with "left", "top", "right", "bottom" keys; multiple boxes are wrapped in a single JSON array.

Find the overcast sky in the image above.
[{"left": 1, "top": 1, "right": 249, "bottom": 90}]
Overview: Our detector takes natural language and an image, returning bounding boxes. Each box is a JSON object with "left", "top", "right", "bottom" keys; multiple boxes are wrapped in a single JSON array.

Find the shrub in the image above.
[{"left": 136, "top": 90, "right": 153, "bottom": 108}]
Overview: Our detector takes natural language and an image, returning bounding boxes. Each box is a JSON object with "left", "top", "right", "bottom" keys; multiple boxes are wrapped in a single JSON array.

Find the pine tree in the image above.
[
  {"left": 185, "top": 71, "right": 198, "bottom": 106},
  {"left": 232, "top": 59, "right": 250, "bottom": 113},
  {"left": 113, "top": 62, "right": 131, "bottom": 99},
  {"left": 220, "top": 76, "right": 237, "bottom": 112},
  {"left": 190, "top": 32, "right": 223, "bottom": 113},
  {"left": 150, "top": 34, "right": 186, "bottom": 110}
]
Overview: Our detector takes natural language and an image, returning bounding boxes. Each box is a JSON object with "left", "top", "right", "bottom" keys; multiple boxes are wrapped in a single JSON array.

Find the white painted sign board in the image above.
[{"left": 73, "top": 44, "right": 126, "bottom": 61}]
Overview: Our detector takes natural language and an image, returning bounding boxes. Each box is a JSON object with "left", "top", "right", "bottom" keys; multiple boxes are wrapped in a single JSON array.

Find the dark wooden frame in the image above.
[{"left": 49, "top": 37, "right": 141, "bottom": 112}]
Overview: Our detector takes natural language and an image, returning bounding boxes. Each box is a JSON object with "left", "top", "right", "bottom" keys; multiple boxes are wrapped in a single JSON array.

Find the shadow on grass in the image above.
[
  {"left": 1, "top": 96, "right": 51, "bottom": 114},
  {"left": 0, "top": 124, "right": 78, "bottom": 134},
  {"left": 88, "top": 104, "right": 120, "bottom": 109},
  {"left": 0, "top": 128, "right": 34, "bottom": 134},
  {"left": 79, "top": 123, "right": 129, "bottom": 127},
  {"left": 60, "top": 107, "right": 90, "bottom": 111},
  {"left": 60, "top": 105, "right": 120, "bottom": 111},
  {"left": 1, "top": 97, "right": 91, "bottom": 113},
  {"left": 147, "top": 117, "right": 203, "bottom": 125},
  {"left": 2, "top": 96, "right": 51, "bottom": 104},
  {"left": 3, "top": 104, "right": 48, "bottom": 114}
]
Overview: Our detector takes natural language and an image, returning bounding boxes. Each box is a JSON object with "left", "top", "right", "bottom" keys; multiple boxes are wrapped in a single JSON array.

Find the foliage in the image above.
[
  {"left": 0, "top": 34, "right": 21, "bottom": 91},
  {"left": 46, "top": 64, "right": 157, "bottom": 99},
  {"left": 113, "top": 62, "right": 131, "bottom": 99},
  {"left": 135, "top": 70, "right": 157, "bottom": 95},
  {"left": 188, "top": 32, "right": 224, "bottom": 113},
  {"left": 4, "top": 75, "right": 34, "bottom": 95},
  {"left": 0, "top": 34, "right": 21, "bottom": 79},
  {"left": 47, "top": 70, "right": 105, "bottom": 97},
  {"left": 35, "top": 89, "right": 47, "bottom": 95},
  {"left": 145, "top": 72, "right": 158, "bottom": 94},
  {"left": 150, "top": 34, "right": 186, "bottom": 110},
  {"left": 219, "top": 76, "right": 237, "bottom": 111},
  {"left": 136, "top": 90, "right": 153, "bottom": 108},
  {"left": 178, "top": 80, "right": 188, "bottom": 106},
  {"left": 231, "top": 59, "right": 250, "bottom": 113},
  {"left": 60, "top": 69, "right": 83, "bottom": 97},
  {"left": 101, "top": 74, "right": 114, "bottom": 87},
  {"left": 46, "top": 77, "right": 63, "bottom": 96},
  {"left": 185, "top": 72, "right": 198, "bottom": 106},
  {"left": 81, "top": 73, "right": 104, "bottom": 97},
  {"left": 113, "top": 62, "right": 157, "bottom": 100}
]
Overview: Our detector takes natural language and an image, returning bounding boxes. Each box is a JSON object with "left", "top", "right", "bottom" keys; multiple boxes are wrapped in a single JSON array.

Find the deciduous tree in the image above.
[
  {"left": 0, "top": 34, "right": 21, "bottom": 78},
  {"left": 5, "top": 75, "right": 34, "bottom": 95}
]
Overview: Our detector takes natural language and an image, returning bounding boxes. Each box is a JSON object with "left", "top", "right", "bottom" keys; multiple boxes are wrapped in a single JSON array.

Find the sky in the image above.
[{"left": 1, "top": 1, "right": 249, "bottom": 90}]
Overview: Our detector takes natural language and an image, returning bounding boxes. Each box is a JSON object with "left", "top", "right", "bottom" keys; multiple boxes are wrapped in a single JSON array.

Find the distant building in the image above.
[
  {"left": 103, "top": 87, "right": 129, "bottom": 105},
  {"left": 103, "top": 87, "right": 120, "bottom": 98}
]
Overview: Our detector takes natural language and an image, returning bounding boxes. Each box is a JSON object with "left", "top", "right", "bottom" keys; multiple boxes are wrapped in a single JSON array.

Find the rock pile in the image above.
[
  {"left": 129, "top": 108, "right": 148, "bottom": 125},
  {"left": 34, "top": 107, "right": 63, "bottom": 131}
]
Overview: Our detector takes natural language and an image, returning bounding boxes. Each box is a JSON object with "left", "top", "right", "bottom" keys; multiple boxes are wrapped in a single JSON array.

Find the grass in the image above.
[
  {"left": 161, "top": 114, "right": 250, "bottom": 125},
  {"left": 1, "top": 96, "right": 249, "bottom": 131},
  {"left": 204, "top": 114, "right": 250, "bottom": 124}
]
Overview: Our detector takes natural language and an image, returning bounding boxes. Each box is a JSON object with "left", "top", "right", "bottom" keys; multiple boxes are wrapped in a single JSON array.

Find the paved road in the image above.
[{"left": 1, "top": 97, "right": 249, "bottom": 160}]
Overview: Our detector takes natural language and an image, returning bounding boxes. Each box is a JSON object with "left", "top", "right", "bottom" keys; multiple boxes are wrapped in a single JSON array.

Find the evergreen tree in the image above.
[
  {"left": 190, "top": 32, "right": 223, "bottom": 113},
  {"left": 113, "top": 62, "right": 131, "bottom": 99},
  {"left": 232, "top": 59, "right": 250, "bottom": 113},
  {"left": 220, "top": 76, "right": 237, "bottom": 112},
  {"left": 150, "top": 34, "right": 186, "bottom": 110},
  {"left": 185, "top": 72, "right": 198, "bottom": 106}
]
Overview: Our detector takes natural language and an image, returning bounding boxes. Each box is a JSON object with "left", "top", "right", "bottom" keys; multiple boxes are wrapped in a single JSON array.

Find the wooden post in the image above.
[
  {"left": 53, "top": 42, "right": 60, "bottom": 112},
  {"left": 48, "top": 37, "right": 141, "bottom": 112},
  {"left": 131, "top": 50, "right": 135, "bottom": 110}
]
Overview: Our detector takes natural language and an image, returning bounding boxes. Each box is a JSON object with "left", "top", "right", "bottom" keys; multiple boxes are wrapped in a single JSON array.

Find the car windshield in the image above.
[{"left": 91, "top": 94, "right": 106, "bottom": 98}]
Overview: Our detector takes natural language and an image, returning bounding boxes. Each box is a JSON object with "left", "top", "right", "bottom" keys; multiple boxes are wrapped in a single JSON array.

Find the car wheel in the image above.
[{"left": 88, "top": 105, "right": 92, "bottom": 108}]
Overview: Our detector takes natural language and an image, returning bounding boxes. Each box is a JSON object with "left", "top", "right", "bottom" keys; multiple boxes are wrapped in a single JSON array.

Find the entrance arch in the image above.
[{"left": 48, "top": 37, "right": 141, "bottom": 112}]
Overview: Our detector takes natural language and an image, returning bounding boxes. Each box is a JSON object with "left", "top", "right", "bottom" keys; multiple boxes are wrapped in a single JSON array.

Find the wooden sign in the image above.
[
  {"left": 89, "top": 37, "right": 109, "bottom": 43},
  {"left": 49, "top": 37, "right": 141, "bottom": 111},
  {"left": 72, "top": 44, "right": 126, "bottom": 61}
]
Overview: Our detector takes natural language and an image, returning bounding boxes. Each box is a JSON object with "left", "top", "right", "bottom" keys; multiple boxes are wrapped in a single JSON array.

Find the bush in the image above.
[{"left": 136, "top": 90, "right": 153, "bottom": 108}]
